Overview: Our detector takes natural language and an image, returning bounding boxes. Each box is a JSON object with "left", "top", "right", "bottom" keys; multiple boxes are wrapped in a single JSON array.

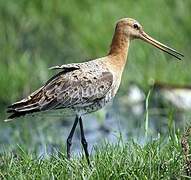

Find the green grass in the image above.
[{"left": 0, "top": 135, "right": 188, "bottom": 179}]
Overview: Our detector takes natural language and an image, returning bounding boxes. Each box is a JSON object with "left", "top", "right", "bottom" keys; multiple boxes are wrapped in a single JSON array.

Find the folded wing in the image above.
[{"left": 7, "top": 63, "right": 113, "bottom": 119}]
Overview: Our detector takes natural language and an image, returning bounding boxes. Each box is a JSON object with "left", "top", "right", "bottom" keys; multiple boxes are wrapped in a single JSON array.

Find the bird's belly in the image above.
[{"left": 73, "top": 91, "right": 113, "bottom": 115}]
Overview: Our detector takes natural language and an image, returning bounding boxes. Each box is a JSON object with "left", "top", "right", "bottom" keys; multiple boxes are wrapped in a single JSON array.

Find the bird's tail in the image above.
[
  {"left": 6, "top": 88, "right": 43, "bottom": 120},
  {"left": 7, "top": 102, "right": 40, "bottom": 119}
]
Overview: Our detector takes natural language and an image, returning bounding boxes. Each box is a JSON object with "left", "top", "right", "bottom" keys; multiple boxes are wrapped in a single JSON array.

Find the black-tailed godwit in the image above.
[{"left": 7, "top": 18, "right": 184, "bottom": 165}]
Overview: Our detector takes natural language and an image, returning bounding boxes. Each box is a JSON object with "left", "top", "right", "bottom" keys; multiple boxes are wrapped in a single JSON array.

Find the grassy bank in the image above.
[{"left": 0, "top": 134, "right": 189, "bottom": 179}]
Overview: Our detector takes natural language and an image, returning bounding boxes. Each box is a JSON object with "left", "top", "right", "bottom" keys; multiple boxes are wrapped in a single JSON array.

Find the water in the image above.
[{"left": 1, "top": 85, "right": 191, "bottom": 156}]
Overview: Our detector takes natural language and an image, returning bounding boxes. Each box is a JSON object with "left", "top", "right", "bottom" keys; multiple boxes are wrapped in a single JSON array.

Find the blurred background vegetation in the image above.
[
  {"left": 0, "top": 0, "right": 191, "bottom": 154},
  {"left": 0, "top": 0, "right": 190, "bottom": 109}
]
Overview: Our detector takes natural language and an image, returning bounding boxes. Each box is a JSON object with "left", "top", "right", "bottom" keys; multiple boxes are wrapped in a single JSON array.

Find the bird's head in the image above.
[{"left": 115, "top": 18, "right": 183, "bottom": 60}]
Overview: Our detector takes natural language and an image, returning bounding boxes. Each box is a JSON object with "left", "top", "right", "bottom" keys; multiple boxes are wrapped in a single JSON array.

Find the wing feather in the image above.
[{"left": 7, "top": 62, "right": 113, "bottom": 119}]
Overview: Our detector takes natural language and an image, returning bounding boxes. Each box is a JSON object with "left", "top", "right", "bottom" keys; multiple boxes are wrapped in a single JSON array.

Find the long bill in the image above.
[{"left": 139, "top": 31, "right": 184, "bottom": 60}]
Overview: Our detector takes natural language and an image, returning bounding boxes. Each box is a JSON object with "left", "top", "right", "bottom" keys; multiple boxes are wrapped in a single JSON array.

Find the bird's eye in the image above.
[{"left": 133, "top": 23, "right": 140, "bottom": 30}]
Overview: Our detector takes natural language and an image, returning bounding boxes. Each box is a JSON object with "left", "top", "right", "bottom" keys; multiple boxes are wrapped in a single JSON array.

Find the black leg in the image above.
[
  {"left": 67, "top": 115, "right": 79, "bottom": 159},
  {"left": 79, "top": 117, "right": 91, "bottom": 166}
]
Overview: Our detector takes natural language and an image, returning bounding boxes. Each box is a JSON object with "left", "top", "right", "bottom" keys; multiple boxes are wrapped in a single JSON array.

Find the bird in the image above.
[{"left": 6, "top": 18, "right": 184, "bottom": 165}]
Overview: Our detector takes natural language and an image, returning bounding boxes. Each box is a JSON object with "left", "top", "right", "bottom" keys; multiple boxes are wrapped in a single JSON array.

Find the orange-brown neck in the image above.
[{"left": 108, "top": 25, "right": 130, "bottom": 71}]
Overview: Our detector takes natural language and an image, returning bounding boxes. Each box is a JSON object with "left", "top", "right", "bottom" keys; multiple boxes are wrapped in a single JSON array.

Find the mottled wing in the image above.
[
  {"left": 40, "top": 69, "right": 113, "bottom": 110},
  {"left": 7, "top": 64, "right": 80, "bottom": 118},
  {"left": 7, "top": 64, "right": 113, "bottom": 119}
]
